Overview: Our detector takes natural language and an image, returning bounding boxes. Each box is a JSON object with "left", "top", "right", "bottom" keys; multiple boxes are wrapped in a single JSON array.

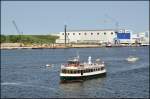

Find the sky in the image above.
[{"left": 1, "top": 1, "right": 149, "bottom": 35}]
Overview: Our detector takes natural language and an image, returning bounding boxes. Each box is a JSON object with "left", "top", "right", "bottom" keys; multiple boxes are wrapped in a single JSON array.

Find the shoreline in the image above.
[{"left": 1, "top": 44, "right": 149, "bottom": 50}]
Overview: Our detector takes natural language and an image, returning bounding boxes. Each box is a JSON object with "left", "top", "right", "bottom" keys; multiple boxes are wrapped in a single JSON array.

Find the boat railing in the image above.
[{"left": 61, "top": 63, "right": 105, "bottom": 69}]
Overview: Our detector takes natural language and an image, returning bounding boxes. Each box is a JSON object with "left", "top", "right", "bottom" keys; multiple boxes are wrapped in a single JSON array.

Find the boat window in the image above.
[
  {"left": 67, "top": 70, "right": 69, "bottom": 74},
  {"left": 85, "top": 69, "right": 87, "bottom": 73},
  {"left": 78, "top": 70, "right": 80, "bottom": 73},
  {"left": 86, "top": 69, "right": 88, "bottom": 72},
  {"left": 73, "top": 70, "right": 76, "bottom": 74},
  {"left": 69, "top": 70, "right": 71, "bottom": 74},
  {"left": 86, "top": 69, "right": 89, "bottom": 73},
  {"left": 75, "top": 70, "right": 78, "bottom": 74},
  {"left": 71, "top": 70, "right": 73, "bottom": 74},
  {"left": 62, "top": 69, "right": 65, "bottom": 73},
  {"left": 101, "top": 67, "right": 104, "bottom": 70}
]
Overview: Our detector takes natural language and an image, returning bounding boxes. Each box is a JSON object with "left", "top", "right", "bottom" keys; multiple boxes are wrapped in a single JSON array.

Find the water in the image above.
[{"left": 1, "top": 47, "right": 149, "bottom": 98}]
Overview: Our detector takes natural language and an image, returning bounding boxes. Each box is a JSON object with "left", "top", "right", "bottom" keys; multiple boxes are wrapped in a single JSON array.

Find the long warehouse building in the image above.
[{"left": 56, "top": 29, "right": 132, "bottom": 44}]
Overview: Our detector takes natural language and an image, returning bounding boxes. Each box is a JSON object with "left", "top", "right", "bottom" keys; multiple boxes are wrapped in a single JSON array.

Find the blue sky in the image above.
[{"left": 1, "top": 1, "right": 149, "bottom": 35}]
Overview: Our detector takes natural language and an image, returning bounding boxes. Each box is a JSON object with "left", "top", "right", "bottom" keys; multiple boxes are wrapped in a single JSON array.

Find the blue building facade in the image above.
[
  {"left": 117, "top": 33, "right": 130, "bottom": 39},
  {"left": 116, "top": 29, "right": 132, "bottom": 44}
]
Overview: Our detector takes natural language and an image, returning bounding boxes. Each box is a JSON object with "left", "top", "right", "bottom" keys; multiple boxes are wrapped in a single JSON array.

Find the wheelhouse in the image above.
[{"left": 67, "top": 58, "right": 80, "bottom": 66}]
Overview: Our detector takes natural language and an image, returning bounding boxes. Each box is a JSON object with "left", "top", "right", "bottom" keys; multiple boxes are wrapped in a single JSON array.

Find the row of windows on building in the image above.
[
  {"left": 62, "top": 32, "right": 114, "bottom": 36},
  {"left": 61, "top": 67, "right": 105, "bottom": 74}
]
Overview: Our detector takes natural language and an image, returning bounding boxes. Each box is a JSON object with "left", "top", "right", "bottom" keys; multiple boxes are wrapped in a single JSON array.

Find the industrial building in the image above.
[
  {"left": 136, "top": 31, "right": 149, "bottom": 45},
  {"left": 55, "top": 29, "right": 132, "bottom": 44}
]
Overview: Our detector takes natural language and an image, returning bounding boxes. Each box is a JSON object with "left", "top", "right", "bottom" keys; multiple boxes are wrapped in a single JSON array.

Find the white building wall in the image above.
[{"left": 56, "top": 30, "right": 116, "bottom": 44}]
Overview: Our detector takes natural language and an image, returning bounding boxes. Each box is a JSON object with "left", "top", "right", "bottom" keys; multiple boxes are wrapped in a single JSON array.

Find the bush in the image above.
[{"left": 0, "top": 35, "right": 59, "bottom": 44}]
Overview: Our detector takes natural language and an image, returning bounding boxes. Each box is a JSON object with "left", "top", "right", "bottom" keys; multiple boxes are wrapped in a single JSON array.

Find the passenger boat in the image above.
[{"left": 60, "top": 56, "right": 106, "bottom": 83}]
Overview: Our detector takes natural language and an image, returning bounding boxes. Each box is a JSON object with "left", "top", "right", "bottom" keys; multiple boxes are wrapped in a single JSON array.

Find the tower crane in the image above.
[
  {"left": 104, "top": 14, "right": 121, "bottom": 45},
  {"left": 12, "top": 20, "right": 23, "bottom": 46},
  {"left": 104, "top": 14, "right": 119, "bottom": 33}
]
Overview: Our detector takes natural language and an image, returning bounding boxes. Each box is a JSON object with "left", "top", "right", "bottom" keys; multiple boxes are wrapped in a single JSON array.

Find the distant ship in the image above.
[
  {"left": 126, "top": 56, "right": 139, "bottom": 62},
  {"left": 60, "top": 56, "right": 106, "bottom": 83},
  {"left": 106, "top": 42, "right": 112, "bottom": 47}
]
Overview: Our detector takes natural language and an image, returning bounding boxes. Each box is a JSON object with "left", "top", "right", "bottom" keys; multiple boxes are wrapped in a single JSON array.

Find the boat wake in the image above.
[
  {"left": 110, "top": 62, "right": 148, "bottom": 75},
  {"left": 126, "top": 56, "right": 139, "bottom": 62},
  {"left": 1, "top": 82, "right": 23, "bottom": 86},
  {"left": 1, "top": 82, "right": 58, "bottom": 92}
]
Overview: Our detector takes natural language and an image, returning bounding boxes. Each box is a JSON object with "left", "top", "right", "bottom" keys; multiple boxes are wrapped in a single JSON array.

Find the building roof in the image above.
[{"left": 66, "top": 29, "right": 117, "bottom": 32}]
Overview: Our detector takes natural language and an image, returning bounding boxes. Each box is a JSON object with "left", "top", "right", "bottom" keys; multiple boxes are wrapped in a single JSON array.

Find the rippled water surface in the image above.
[{"left": 1, "top": 47, "right": 149, "bottom": 98}]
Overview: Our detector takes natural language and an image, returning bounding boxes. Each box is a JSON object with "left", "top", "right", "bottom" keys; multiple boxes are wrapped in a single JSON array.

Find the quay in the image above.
[{"left": 0, "top": 43, "right": 148, "bottom": 50}]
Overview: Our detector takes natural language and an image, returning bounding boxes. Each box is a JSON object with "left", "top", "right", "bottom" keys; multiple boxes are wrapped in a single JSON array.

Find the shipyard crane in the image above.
[
  {"left": 12, "top": 20, "right": 23, "bottom": 46},
  {"left": 104, "top": 14, "right": 119, "bottom": 32}
]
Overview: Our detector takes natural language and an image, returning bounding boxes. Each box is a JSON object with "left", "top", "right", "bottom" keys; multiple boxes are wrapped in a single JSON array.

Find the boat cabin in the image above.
[
  {"left": 67, "top": 57, "right": 80, "bottom": 67},
  {"left": 61, "top": 66, "right": 105, "bottom": 74}
]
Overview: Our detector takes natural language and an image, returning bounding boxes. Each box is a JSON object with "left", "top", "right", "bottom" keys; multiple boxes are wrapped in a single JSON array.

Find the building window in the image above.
[
  {"left": 62, "top": 33, "right": 64, "bottom": 35},
  {"left": 73, "top": 33, "right": 75, "bottom": 35},
  {"left": 97, "top": 33, "right": 99, "bottom": 35},
  {"left": 104, "top": 32, "right": 106, "bottom": 35},
  {"left": 79, "top": 33, "right": 81, "bottom": 35},
  {"left": 91, "top": 33, "right": 93, "bottom": 35},
  {"left": 111, "top": 32, "right": 113, "bottom": 35},
  {"left": 84, "top": 33, "right": 87, "bottom": 35}
]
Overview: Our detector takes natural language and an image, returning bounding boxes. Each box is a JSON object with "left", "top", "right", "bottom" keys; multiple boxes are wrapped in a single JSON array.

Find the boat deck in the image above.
[{"left": 61, "top": 63, "right": 105, "bottom": 70}]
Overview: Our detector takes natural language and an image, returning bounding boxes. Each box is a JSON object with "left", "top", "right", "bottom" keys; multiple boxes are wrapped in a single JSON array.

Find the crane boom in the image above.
[
  {"left": 104, "top": 14, "right": 119, "bottom": 32},
  {"left": 12, "top": 20, "right": 23, "bottom": 46},
  {"left": 12, "top": 20, "right": 22, "bottom": 35}
]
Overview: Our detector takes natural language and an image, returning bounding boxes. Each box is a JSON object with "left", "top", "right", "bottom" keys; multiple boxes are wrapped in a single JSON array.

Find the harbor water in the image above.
[{"left": 1, "top": 46, "right": 149, "bottom": 98}]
